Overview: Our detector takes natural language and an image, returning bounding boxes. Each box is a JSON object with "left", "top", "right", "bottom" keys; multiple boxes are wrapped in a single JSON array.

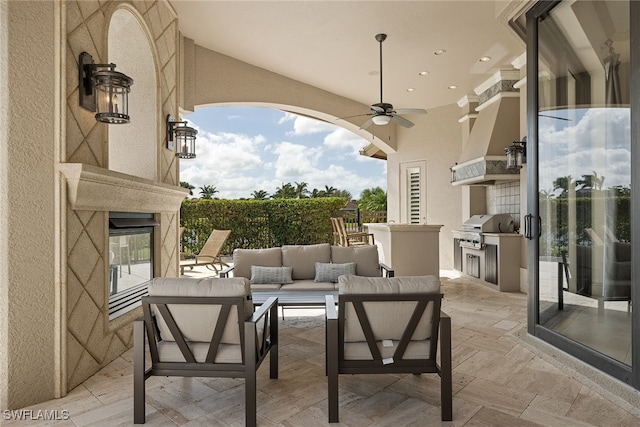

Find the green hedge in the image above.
[
  {"left": 539, "top": 194, "right": 630, "bottom": 257},
  {"left": 180, "top": 198, "right": 346, "bottom": 256}
]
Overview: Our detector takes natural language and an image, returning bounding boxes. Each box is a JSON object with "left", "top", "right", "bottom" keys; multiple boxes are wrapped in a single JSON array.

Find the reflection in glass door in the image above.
[{"left": 535, "top": 0, "right": 631, "bottom": 366}]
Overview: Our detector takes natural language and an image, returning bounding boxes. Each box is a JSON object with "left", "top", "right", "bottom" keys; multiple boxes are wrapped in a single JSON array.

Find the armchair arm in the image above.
[
  {"left": 379, "top": 262, "right": 394, "bottom": 277},
  {"left": 325, "top": 294, "right": 339, "bottom": 422},
  {"left": 219, "top": 265, "right": 235, "bottom": 278},
  {"left": 249, "top": 296, "right": 278, "bottom": 323},
  {"left": 439, "top": 311, "right": 453, "bottom": 421}
]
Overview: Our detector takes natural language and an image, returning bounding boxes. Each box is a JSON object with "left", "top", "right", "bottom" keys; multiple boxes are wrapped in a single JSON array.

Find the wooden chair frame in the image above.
[
  {"left": 331, "top": 217, "right": 374, "bottom": 247},
  {"left": 134, "top": 295, "right": 278, "bottom": 426},
  {"left": 325, "top": 293, "right": 452, "bottom": 422}
]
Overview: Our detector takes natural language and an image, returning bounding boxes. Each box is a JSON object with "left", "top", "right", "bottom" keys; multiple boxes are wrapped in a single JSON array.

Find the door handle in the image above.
[{"left": 524, "top": 214, "right": 533, "bottom": 240}]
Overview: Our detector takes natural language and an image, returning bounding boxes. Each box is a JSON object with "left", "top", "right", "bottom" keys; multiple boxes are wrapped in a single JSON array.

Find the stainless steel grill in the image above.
[{"left": 454, "top": 214, "right": 515, "bottom": 249}]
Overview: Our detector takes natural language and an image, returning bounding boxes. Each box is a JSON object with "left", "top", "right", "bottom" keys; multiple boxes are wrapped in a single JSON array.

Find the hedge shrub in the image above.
[{"left": 180, "top": 198, "right": 346, "bottom": 256}]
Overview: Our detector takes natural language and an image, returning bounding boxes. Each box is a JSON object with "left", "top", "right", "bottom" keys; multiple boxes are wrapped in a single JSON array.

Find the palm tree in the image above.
[
  {"left": 323, "top": 185, "right": 337, "bottom": 196},
  {"left": 359, "top": 187, "right": 387, "bottom": 211},
  {"left": 199, "top": 185, "right": 219, "bottom": 199},
  {"left": 180, "top": 181, "right": 195, "bottom": 196},
  {"left": 251, "top": 190, "right": 269, "bottom": 200},
  {"left": 271, "top": 183, "right": 297, "bottom": 199},
  {"left": 552, "top": 175, "right": 573, "bottom": 198},
  {"left": 294, "top": 181, "right": 309, "bottom": 199}
]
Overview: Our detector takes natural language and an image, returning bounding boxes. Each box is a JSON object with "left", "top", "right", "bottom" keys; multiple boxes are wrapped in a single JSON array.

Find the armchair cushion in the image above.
[
  {"left": 251, "top": 266, "right": 293, "bottom": 285},
  {"left": 314, "top": 262, "right": 356, "bottom": 283},
  {"left": 282, "top": 243, "right": 331, "bottom": 280},
  {"left": 338, "top": 275, "right": 441, "bottom": 342},
  {"left": 331, "top": 245, "right": 380, "bottom": 277},
  {"left": 148, "top": 277, "right": 252, "bottom": 344}
]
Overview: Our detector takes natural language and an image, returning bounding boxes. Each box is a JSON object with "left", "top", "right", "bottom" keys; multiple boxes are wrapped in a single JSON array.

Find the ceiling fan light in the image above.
[{"left": 372, "top": 115, "right": 391, "bottom": 125}]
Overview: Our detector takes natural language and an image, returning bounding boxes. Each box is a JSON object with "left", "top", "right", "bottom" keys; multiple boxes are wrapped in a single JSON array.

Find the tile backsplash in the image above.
[{"left": 486, "top": 181, "right": 520, "bottom": 227}]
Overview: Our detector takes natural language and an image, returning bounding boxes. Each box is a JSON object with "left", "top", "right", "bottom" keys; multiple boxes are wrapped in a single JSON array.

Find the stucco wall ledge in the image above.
[{"left": 58, "top": 163, "right": 188, "bottom": 212}]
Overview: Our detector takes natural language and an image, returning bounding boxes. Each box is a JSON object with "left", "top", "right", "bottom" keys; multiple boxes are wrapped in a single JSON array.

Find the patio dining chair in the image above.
[
  {"left": 134, "top": 277, "right": 278, "bottom": 426},
  {"left": 332, "top": 217, "right": 374, "bottom": 247},
  {"left": 326, "top": 274, "right": 452, "bottom": 422}
]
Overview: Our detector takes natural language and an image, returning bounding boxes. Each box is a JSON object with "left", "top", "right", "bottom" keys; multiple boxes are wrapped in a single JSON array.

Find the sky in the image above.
[
  {"left": 538, "top": 107, "right": 630, "bottom": 195},
  {"left": 179, "top": 106, "right": 387, "bottom": 200}
]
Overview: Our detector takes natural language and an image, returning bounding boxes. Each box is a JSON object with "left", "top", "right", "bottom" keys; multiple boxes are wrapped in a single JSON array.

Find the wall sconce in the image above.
[
  {"left": 505, "top": 136, "right": 526, "bottom": 170},
  {"left": 166, "top": 114, "right": 197, "bottom": 159},
  {"left": 79, "top": 52, "right": 133, "bottom": 124}
]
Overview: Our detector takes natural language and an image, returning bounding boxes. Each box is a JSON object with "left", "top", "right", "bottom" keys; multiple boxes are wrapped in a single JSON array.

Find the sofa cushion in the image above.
[
  {"left": 338, "top": 275, "right": 441, "bottom": 342},
  {"left": 233, "top": 247, "right": 282, "bottom": 279},
  {"left": 148, "top": 277, "right": 252, "bottom": 344},
  {"left": 282, "top": 243, "right": 331, "bottom": 280},
  {"left": 314, "top": 262, "right": 356, "bottom": 283},
  {"left": 331, "top": 245, "right": 380, "bottom": 277},
  {"left": 251, "top": 266, "right": 293, "bottom": 284}
]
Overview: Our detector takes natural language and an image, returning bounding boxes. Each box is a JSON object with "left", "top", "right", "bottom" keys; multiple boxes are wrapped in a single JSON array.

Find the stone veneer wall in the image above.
[{"left": 65, "top": 0, "right": 180, "bottom": 390}]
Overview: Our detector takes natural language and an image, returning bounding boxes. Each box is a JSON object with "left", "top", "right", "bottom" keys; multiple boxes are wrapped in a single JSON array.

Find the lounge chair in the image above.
[{"left": 180, "top": 229, "right": 230, "bottom": 274}]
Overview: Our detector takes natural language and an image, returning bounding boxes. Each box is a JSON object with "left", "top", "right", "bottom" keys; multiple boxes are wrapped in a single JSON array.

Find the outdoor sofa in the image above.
[{"left": 220, "top": 243, "right": 393, "bottom": 312}]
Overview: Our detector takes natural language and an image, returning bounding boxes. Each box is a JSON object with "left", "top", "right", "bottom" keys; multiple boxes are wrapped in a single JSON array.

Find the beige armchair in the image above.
[
  {"left": 325, "top": 275, "right": 452, "bottom": 422},
  {"left": 133, "top": 277, "right": 278, "bottom": 426}
]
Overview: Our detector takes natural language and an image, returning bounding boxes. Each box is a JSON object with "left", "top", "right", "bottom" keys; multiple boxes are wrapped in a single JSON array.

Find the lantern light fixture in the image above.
[
  {"left": 166, "top": 114, "right": 197, "bottom": 159},
  {"left": 505, "top": 136, "right": 527, "bottom": 170},
  {"left": 79, "top": 52, "right": 133, "bottom": 124}
]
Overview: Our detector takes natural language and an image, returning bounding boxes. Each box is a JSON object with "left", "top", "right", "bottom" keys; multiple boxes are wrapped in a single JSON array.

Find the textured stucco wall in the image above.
[
  {"left": 387, "top": 104, "right": 463, "bottom": 270},
  {"left": 0, "top": 0, "right": 60, "bottom": 409},
  {"left": 1, "top": 0, "right": 183, "bottom": 410},
  {"left": 64, "top": 0, "right": 181, "bottom": 392}
]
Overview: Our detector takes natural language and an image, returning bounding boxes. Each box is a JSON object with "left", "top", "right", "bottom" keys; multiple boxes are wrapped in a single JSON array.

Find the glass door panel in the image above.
[{"left": 537, "top": 0, "right": 631, "bottom": 364}]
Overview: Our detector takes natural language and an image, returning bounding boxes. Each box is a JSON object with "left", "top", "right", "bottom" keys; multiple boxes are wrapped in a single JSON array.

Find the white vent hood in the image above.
[{"left": 451, "top": 71, "right": 522, "bottom": 186}]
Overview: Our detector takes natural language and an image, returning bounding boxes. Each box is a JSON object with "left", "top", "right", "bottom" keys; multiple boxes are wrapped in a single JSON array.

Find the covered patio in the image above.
[{"left": 10, "top": 272, "right": 640, "bottom": 426}]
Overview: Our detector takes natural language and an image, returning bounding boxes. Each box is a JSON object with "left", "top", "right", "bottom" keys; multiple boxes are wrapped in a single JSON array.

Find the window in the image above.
[{"left": 400, "top": 160, "right": 427, "bottom": 223}]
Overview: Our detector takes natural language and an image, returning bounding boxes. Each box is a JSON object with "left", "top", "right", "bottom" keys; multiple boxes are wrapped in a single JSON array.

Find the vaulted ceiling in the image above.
[{"left": 170, "top": 1, "right": 527, "bottom": 113}]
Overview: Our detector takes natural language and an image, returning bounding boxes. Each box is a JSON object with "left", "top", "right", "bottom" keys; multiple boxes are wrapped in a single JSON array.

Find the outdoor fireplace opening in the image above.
[{"left": 108, "top": 212, "right": 158, "bottom": 319}]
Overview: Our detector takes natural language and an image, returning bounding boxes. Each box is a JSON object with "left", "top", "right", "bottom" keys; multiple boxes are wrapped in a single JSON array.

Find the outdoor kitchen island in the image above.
[
  {"left": 366, "top": 223, "right": 442, "bottom": 276},
  {"left": 452, "top": 214, "right": 522, "bottom": 292}
]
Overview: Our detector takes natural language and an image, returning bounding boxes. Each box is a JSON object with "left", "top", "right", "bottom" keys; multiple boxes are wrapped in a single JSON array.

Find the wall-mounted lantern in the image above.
[
  {"left": 505, "top": 136, "right": 526, "bottom": 170},
  {"left": 79, "top": 52, "right": 133, "bottom": 124},
  {"left": 166, "top": 114, "right": 197, "bottom": 159}
]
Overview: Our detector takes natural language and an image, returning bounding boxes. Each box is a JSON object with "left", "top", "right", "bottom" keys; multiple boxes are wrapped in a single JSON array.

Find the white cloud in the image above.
[{"left": 281, "top": 112, "right": 339, "bottom": 136}]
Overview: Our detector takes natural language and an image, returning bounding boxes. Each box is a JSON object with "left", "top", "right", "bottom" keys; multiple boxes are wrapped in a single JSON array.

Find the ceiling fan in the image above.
[{"left": 345, "top": 33, "right": 427, "bottom": 130}]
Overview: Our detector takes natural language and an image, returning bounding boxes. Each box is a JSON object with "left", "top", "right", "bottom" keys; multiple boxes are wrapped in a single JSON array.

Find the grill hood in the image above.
[{"left": 451, "top": 94, "right": 521, "bottom": 186}]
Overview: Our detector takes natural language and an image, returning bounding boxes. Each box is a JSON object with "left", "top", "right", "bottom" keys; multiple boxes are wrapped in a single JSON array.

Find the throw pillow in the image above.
[
  {"left": 314, "top": 262, "right": 356, "bottom": 283},
  {"left": 250, "top": 265, "right": 293, "bottom": 284}
]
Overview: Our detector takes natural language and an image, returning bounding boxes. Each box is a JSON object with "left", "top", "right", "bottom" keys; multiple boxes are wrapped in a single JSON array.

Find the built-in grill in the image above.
[{"left": 454, "top": 214, "right": 515, "bottom": 249}]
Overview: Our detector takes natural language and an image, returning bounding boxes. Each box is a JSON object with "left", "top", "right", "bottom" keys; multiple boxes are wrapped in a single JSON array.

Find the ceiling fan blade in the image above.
[
  {"left": 359, "top": 118, "right": 374, "bottom": 130},
  {"left": 391, "top": 115, "right": 415, "bottom": 128},
  {"left": 393, "top": 108, "right": 427, "bottom": 115},
  {"left": 337, "top": 113, "right": 372, "bottom": 121}
]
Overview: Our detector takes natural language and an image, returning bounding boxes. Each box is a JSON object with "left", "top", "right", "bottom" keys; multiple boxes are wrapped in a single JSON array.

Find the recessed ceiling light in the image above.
[
  {"left": 406, "top": 88, "right": 415, "bottom": 92},
  {"left": 447, "top": 85, "right": 458, "bottom": 90},
  {"left": 418, "top": 71, "right": 429, "bottom": 76},
  {"left": 434, "top": 49, "right": 446, "bottom": 56},
  {"left": 478, "top": 56, "right": 492, "bottom": 62}
]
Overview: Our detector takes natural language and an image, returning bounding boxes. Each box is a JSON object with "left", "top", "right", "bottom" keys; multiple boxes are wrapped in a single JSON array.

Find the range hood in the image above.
[{"left": 451, "top": 76, "right": 522, "bottom": 186}]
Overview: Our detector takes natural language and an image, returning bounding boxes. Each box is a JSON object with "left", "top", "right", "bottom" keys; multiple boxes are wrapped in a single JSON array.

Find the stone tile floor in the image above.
[{"left": 5, "top": 272, "right": 640, "bottom": 426}]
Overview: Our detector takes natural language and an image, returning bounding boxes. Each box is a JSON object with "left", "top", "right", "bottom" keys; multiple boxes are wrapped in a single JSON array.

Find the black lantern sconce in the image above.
[
  {"left": 166, "top": 115, "right": 197, "bottom": 159},
  {"left": 505, "top": 136, "right": 526, "bottom": 170},
  {"left": 79, "top": 52, "right": 133, "bottom": 124}
]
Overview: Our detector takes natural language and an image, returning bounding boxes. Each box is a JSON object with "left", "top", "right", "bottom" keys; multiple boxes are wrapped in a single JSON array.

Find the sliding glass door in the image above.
[{"left": 527, "top": 0, "right": 637, "bottom": 386}]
